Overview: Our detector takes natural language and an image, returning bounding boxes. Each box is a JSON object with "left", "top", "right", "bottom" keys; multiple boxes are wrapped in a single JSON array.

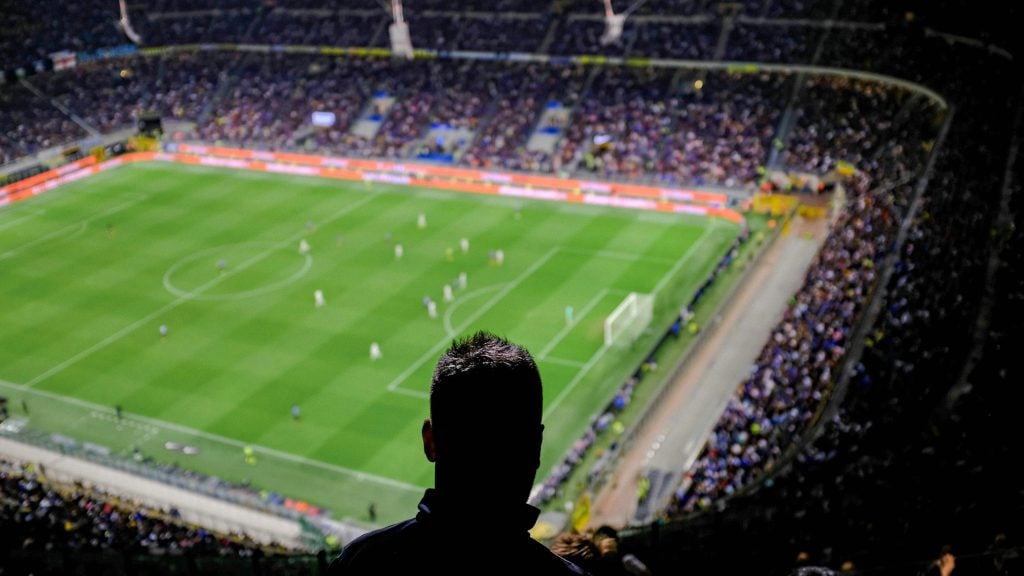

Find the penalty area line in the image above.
[{"left": 386, "top": 247, "right": 559, "bottom": 395}]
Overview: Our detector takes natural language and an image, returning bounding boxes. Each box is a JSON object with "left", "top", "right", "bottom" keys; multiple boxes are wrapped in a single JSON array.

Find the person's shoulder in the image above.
[{"left": 328, "top": 518, "right": 419, "bottom": 574}]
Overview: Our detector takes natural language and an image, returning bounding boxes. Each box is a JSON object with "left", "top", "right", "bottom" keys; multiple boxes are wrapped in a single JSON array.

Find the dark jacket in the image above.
[{"left": 330, "top": 489, "right": 589, "bottom": 575}]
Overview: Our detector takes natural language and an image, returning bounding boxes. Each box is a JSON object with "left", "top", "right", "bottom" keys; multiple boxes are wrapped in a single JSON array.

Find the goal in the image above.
[{"left": 604, "top": 292, "right": 654, "bottom": 347}]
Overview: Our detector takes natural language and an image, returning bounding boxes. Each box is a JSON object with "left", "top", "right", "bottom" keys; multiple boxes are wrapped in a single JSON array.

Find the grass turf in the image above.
[{"left": 0, "top": 162, "right": 740, "bottom": 524}]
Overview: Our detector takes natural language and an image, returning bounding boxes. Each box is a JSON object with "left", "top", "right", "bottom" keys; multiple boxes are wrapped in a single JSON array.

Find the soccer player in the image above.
[
  {"left": 565, "top": 305, "right": 574, "bottom": 326},
  {"left": 417, "top": 213, "right": 427, "bottom": 229},
  {"left": 314, "top": 289, "right": 325, "bottom": 307},
  {"left": 299, "top": 239, "right": 311, "bottom": 255},
  {"left": 115, "top": 404, "right": 123, "bottom": 421},
  {"left": 457, "top": 272, "right": 467, "bottom": 289},
  {"left": 459, "top": 237, "right": 469, "bottom": 254},
  {"left": 495, "top": 249, "right": 505, "bottom": 266},
  {"left": 159, "top": 324, "right": 169, "bottom": 339},
  {"left": 217, "top": 258, "right": 226, "bottom": 273},
  {"left": 106, "top": 222, "right": 116, "bottom": 239},
  {"left": 243, "top": 445, "right": 257, "bottom": 465},
  {"left": 394, "top": 243, "right": 404, "bottom": 260},
  {"left": 306, "top": 219, "right": 316, "bottom": 232},
  {"left": 445, "top": 247, "right": 454, "bottom": 261},
  {"left": 292, "top": 404, "right": 301, "bottom": 421},
  {"left": 370, "top": 342, "right": 382, "bottom": 361},
  {"left": 427, "top": 299, "right": 438, "bottom": 319},
  {"left": 443, "top": 283, "right": 453, "bottom": 302}
]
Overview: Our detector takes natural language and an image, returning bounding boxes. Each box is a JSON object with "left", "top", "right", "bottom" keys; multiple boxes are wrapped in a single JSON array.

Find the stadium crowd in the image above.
[
  {"left": 621, "top": 27, "right": 1021, "bottom": 576},
  {"left": 0, "top": 86, "right": 86, "bottom": 165},
  {"left": 0, "top": 54, "right": 809, "bottom": 188},
  {"left": 668, "top": 72, "right": 938, "bottom": 512},
  {"left": 1, "top": 0, "right": 998, "bottom": 185},
  {"left": 0, "top": 459, "right": 274, "bottom": 558},
  {"left": 0, "top": 0, "right": 1006, "bottom": 76},
  {"left": 0, "top": 1, "right": 1018, "bottom": 574},
  {"left": 669, "top": 173, "right": 907, "bottom": 512}
]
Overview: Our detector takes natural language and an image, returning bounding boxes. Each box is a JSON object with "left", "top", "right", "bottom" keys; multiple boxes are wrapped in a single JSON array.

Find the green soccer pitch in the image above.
[{"left": 0, "top": 162, "right": 741, "bottom": 524}]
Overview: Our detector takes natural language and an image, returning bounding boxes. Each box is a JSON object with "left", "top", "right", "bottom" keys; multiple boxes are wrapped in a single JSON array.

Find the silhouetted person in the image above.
[{"left": 330, "top": 331, "right": 588, "bottom": 574}]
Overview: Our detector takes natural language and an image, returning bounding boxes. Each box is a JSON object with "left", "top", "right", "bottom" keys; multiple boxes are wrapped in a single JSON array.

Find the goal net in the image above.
[{"left": 604, "top": 292, "right": 654, "bottom": 347}]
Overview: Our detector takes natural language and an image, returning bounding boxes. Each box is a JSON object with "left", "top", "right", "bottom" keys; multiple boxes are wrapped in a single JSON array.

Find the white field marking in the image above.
[
  {"left": 89, "top": 410, "right": 159, "bottom": 435},
  {"left": 388, "top": 387, "right": 429, "bottom": 400},
  {"left": 539, "top": 356, "right": 586, "bottom": 369},
  {"left": 535, "top": 228, "right": 723, "bottom": 420},
  {"left": 543, "top": 342, "right": 611, "bottom": 421},
  {"left": 560, "top": 246, "right": 677, "bottom": 265},
  {"left": 537, "top": 288, "right": 609, "bottom": 360},
  {"left": 0, "top": 378, "right": 425, "bottom": 493},
  {"left": 163, "top": 244, "right": 313, "bottom": 301},
  {"left": 90, "top": 410, "right": 160, "bottom": 443},
  {"left": 139, "top": 429, "right": 158, "bottom": 444},
  {"left": 652, "top": 221, "right": 721, "bottom": 296},
  {"left": 0, "top": 209, "right": 46, "bottom": 231},
  {"left": 0, "top": 197, "right": 145, "bottom": 260},
  {"left": 387, "top": 247, "right": 559, "bottom": 394},
  {"left": 24, "top": 192, "right": 380, "bottom": 389},
  {"left": 441, "top": 284, "right": 506, "bottom": 336},
  {"left": 637, "top": 212, "right": 681, "bottom": 224}
]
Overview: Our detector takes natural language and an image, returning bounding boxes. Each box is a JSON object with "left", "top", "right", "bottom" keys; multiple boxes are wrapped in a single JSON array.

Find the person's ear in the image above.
[{"left": 421, "top": 418, "right": 437, "bottom": 462}]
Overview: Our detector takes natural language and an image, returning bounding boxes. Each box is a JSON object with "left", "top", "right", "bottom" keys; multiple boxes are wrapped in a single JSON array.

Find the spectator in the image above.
[
  {"left": 0, "top": 459, "right": 280, "bottom": 558},
  {"left": 329, "top": 331, "right": 588, "bottom": 575}
]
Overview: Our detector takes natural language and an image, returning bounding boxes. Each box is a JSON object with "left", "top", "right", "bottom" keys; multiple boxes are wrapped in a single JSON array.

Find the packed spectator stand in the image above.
[
  {"left": 621, "top": 14, "right": 1022, "bottom": 576},
  {"left": 0, "top": 1, "right": 1019, "bottom": 574},
  {"left": 0, "top": 458, "right": 319, "bottom": 575}
]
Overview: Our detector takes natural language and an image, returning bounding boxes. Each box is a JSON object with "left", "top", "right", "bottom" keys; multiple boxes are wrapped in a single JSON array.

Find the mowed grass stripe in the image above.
[
  {"left": 0, "top": 162, "right": 740, "bottom": 507},
  {"left": 40, "top": 196, "right": 381, "bottom": 409}
]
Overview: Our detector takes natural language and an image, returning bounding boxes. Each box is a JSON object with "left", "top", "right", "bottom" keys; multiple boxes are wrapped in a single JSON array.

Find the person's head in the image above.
[{"left": 421, "top": 331, "right": 544, "bottom": 501}]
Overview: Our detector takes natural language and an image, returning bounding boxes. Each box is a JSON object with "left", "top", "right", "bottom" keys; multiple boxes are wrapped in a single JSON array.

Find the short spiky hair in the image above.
[{"left": 430, "top": 331, "right": 543, "bottom": 449}]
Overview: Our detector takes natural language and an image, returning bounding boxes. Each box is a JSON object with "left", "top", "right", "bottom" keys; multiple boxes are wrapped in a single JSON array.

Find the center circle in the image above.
[{"left": 163, "top": 242, "right": 312, "bottom": 301}]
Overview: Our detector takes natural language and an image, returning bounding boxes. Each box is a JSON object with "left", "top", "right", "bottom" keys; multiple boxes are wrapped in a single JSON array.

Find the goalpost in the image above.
[{"left": 604, "top": 292, "right": 654, "bottom": 347}]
